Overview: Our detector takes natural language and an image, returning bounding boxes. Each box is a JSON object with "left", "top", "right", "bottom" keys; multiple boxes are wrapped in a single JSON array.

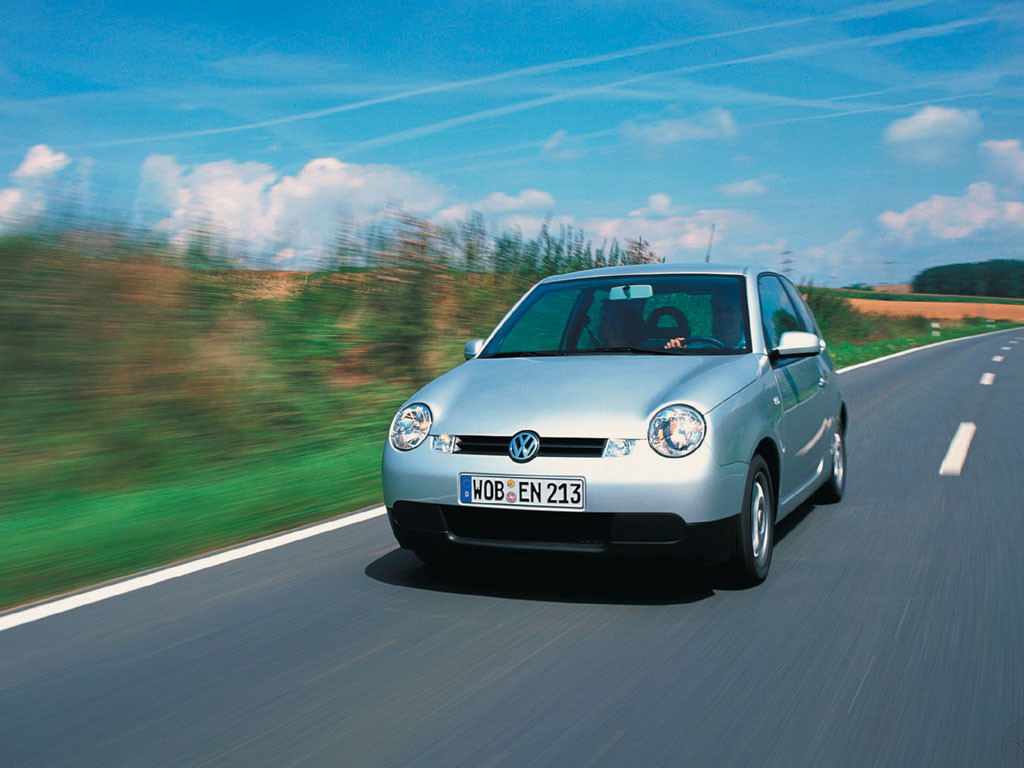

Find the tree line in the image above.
[{"left": 912, "top": 259, "right": 1024, "bottom": 298}]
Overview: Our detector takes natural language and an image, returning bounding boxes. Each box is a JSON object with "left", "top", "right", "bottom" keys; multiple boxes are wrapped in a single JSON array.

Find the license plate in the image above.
[{"left": 459, "top": 474, "right": 585, "bottom": 509}]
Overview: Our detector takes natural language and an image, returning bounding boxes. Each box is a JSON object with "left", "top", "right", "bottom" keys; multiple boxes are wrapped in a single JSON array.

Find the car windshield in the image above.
[{"left": 480, "top": 274, "right": 750, "bottom": 357}]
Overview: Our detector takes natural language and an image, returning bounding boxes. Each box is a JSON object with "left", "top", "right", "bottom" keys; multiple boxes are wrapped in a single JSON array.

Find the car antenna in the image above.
[{"left": 704, "top": 222, "right": 716, "bottom": 263}]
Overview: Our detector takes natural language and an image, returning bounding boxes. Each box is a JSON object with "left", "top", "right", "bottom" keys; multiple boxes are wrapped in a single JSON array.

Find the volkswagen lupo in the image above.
[{"left": 382, "top": 264, "right": 847, "bottom": 584}]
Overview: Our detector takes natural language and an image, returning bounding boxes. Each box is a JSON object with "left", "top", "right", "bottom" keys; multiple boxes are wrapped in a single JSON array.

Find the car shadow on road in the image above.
[
  {"left": 365, "top": 499, "right": 822, "bottom": 606},
  {"left": 775, "top": 499, "right": 817, "bottom": 544},
  {"left": 364, "top": 549, "right": 746, "bottom": 605}
]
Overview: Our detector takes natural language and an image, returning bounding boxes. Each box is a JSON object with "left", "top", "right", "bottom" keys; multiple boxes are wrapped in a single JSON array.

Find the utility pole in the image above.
[{"left": 704, "top": 222, "right": 716, "bottom": 263}]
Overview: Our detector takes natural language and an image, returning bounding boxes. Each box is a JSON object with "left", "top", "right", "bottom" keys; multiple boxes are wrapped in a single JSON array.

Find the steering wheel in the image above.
[
  {"left": 645, "top": 306, "right": 691, "bottom": 338},
  {"left": 680, "top": 335, "right": 727, "bottom": 349}
]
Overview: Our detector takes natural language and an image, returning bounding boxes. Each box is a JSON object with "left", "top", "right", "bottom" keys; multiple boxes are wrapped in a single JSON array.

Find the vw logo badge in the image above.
[{"left": 509, "top": 431, "right": 540, "bottom": 463}]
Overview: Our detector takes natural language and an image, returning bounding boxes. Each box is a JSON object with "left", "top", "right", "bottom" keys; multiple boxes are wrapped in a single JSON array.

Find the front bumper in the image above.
[
  {"left": 382, "top": 441, "right": 747, "bottom": 523},
  {"left": 388, "top": 502, "right": 738, "bottom": 561},
  {"left": 382, "top": 440, "right": 748, "bottom": 558}
]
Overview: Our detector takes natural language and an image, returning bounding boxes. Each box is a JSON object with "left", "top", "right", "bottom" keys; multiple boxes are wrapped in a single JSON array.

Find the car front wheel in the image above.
[{"left": 732, "top": 455, "right": 774, "bottom": 586}]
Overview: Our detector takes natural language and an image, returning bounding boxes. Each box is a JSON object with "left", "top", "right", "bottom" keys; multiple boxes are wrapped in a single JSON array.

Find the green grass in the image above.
[
  {"left": 827, "top": 321, "right": 1021, "bottom": 369},
  {"left": 0, "top": 441, "right": 385, "bottom": 608},
  {"left": 1, "top": 230, "right": 1019, "bottom": 610}
]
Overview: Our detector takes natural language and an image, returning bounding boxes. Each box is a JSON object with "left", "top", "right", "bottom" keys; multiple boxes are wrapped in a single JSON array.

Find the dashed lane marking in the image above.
[
  {"left": 980, "top": 372, "right": 995, "bottom": 385},
  {"left": 939, "top": 422, "right": 977, "bottom": 477}
]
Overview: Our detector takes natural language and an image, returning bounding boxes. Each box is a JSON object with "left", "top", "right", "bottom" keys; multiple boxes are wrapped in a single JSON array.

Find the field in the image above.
[
  {"left": 848, "top": 297, "right": 1024, "bottom": 321},
  {"left": 821, "top": 287, "right": 1024, "bottom": 305},
  {"left": 1, "top": 231, "right": 1020, "bottom": 610}
]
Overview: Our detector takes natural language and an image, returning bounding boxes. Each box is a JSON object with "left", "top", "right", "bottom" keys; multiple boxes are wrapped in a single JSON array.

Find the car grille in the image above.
[{"left": 455, "top": 435, "right": 606, "bottom": 458}]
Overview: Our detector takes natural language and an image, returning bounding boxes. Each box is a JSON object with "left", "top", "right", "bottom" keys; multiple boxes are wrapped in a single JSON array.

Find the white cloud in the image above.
[
  {"left": 141, "top": 154, "right": 446, "bottom": 254},
  {"left": 12, "top": 144, "right": 71, "bottom": 180},
  {"left": 796, "top": 229, "right": 877, "bottom": 284},
  {"left": 743, "top": 238, "right": 788, "bottom": 256},
  {"left": 480, "top": 189, "right": 555, "bottom": 212},
  {"left": 981, "top": 138, "right": 1024, "bottom": 185},
  {"left": 0, "top": 187, "right": 23, "bottom": 219},
  {"left": 140, "top": 154, "right": 185, "bottom": 207},
  {"left": 500, "top": 213, "right": 576, "bottom": 237},
  {"left": 629, "top": 193, "right": 678, "bottom": 217},
  {"left": 588, "top": 209, "right": 745, "bottom": 261},
  {"left": 436, "top": 188, "right": 554, "bottom": 223},
  {"left": 541, "top": 130, "right": 586, "bottom": 160},
  {"left": 883, "top": 106, "right": 981, "bottom": 161},
  {"left": 879, "top": 181, "right": 1024, "bottom": 241},
  {"left": 622, "top": 108, "right": 738, "bottom": 146},
  {"left": 719, "top": 178, "right": 768, "bottom": 197},
  {"left": 0, "top": 144, "right": 76, "bottom": 228}
]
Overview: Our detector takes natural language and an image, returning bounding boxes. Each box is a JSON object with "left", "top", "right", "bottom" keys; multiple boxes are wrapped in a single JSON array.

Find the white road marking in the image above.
[
  {"left": 0, "top": 506, "right": 388, "bottom": 633},
  {"left": 939, "top": 422, "right": 977, "bottom": 476},
  {"left": 1011, "top": 341, "right": 1019, "bottom": 345},
  {"left": 992, "top": 355, "right": 1004, "bottom": 362},
  {"left": 836, "top": 326, "right": 1023, "bottom": 375},
  {"left": 1003, "top": 346, "right": 1012, "bottom": 350},
  {"left": 980, "top": 372, "right": 995, "bottom": 385}
]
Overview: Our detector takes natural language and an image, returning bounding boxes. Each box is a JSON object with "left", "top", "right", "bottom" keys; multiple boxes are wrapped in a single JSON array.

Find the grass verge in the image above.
[{"left": 827, "top": 321, "right": 1021, "bottom": 369}]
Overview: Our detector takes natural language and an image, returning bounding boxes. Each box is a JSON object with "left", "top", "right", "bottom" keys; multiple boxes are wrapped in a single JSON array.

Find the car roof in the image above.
[{"left": 537, "top": 262, "right": 770, "bottom": 284}]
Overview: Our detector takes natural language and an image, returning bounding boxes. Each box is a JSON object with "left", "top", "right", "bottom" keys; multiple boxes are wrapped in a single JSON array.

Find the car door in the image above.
[
  {"left": 758, "top": 274, "right": 826, "bottom": 501},
  {"left": 781, "top": 276, "right": 837, "bottom": 462}
]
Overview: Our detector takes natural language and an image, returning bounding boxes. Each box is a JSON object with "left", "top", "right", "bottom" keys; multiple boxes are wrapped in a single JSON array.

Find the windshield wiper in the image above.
[
  {"left": 480, "top": 350, "right": 571, "bottom": 358},
  {"left": 573, "top": 346, "right": 684, "bottom": 356}
]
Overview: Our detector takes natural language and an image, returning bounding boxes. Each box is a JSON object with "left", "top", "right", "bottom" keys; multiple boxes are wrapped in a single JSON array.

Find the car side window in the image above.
[
  {"left": 780, "top": 278, "right": 819, "bottom": 336},
  {"left": 758, "top": 275, "right": 805, "bottom": 348}
]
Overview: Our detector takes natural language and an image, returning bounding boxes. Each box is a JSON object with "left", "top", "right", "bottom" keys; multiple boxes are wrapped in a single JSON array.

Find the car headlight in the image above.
[
  {"left": 648, "top": 404, "right": 706, "bottom": 457},
  {"left": 389, "top": 403, "right": 432, "bottom": 450}
]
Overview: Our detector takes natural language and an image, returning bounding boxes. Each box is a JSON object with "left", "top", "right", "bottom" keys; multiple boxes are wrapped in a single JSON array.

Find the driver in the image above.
[
  {"left": 601, "top": 300, "right": 688, "bottom": 350},
  {"left": 662, "top": 292, "right": 745, "bottom": 349}
]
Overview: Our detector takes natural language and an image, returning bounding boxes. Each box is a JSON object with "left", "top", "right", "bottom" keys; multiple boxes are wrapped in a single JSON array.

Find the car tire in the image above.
[
  {"left": 813, "top": 426, "right": 846, "bottom": 504},
  {"left": 732, "top": 455, "right": 774, "bottom": 586}
]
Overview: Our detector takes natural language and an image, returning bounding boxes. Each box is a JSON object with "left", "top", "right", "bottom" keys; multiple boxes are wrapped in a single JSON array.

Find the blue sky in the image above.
[{"left": 2, "top": 0, "right": 1023, "bottom": 283}]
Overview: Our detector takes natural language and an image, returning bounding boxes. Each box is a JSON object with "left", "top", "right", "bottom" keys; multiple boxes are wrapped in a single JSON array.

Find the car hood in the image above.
[{"left": 410, "top": 354, "right": 764, "bottom": 438}]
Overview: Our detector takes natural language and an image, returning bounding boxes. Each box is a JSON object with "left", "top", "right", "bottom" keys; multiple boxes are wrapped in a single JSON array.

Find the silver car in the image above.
[{"left": 382, "top": 264, "right": 846, "bottom": 584}]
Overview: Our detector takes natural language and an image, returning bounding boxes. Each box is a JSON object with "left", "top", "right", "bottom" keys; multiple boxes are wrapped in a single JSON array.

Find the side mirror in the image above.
[
  {"left": 771, "top": 331, "right": 822, "bottom": 361},
  {"left": 464, "top": 339, "right": 484, "bottom": 360}
]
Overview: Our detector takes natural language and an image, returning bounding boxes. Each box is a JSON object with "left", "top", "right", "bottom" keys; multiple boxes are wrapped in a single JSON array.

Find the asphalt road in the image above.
[{"left": 2, "top": 329, "right": 1023, "bottom": 767}]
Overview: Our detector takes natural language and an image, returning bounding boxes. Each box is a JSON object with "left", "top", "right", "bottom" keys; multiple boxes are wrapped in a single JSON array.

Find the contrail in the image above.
[
  {"left": 428, "top": 86, "right": 1013, "bottom": 177},
  {"left": 337, "top": 13, "right": 993, "bottom": 155},
  {"left": 755, "top": 89, "right": 1015, "bottom": 127},
  {"left": 83, "top": 0, "right": 934, "bottom": 148}
]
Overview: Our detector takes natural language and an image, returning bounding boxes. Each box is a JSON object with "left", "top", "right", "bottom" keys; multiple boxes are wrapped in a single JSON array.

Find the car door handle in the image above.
[{"left": 818, "top": 377, "right": 827, "bottom": 388}]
